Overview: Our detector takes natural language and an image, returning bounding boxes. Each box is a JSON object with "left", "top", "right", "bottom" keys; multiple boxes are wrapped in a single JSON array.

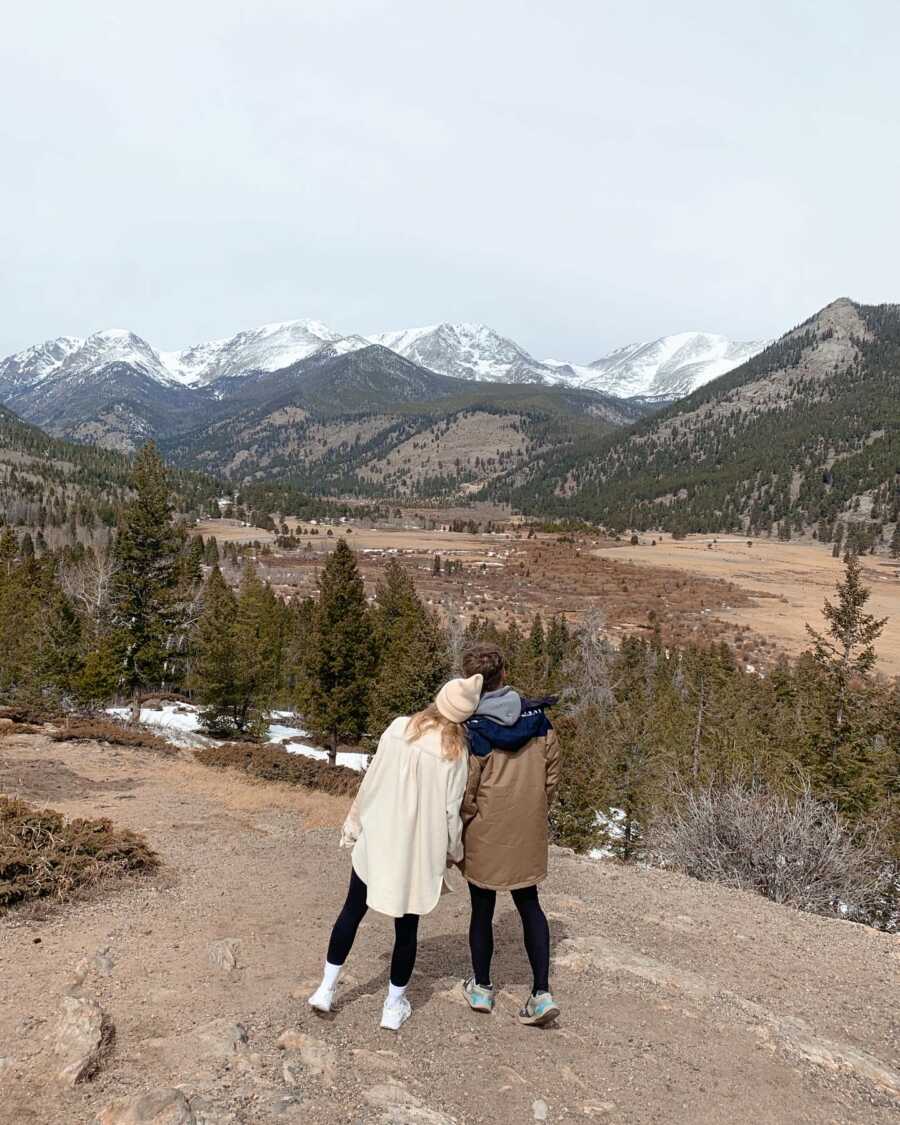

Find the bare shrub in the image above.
[
  {"left": 196, "top": 743, "right": 361, "bottom": 797},
  {"left": 48, "top": 719, "right": 175, "bottom": 755},
  {"left": 0, "top": 796, "right": 159, "bottom": 908},
  {"left": 647, "top": 783, "right": 895, "bottom": 925}
]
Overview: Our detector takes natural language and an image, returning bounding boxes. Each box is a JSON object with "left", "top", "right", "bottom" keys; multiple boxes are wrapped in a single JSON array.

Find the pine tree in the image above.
[
  {"left": 545, "top": 614, "right": 570, "bottom": 691},
  {"left": 807, "top": 554, "right": 887, "bottom": 699},
  {"left": 37, "top": 585, "right": 84, "bottom": 700},
  {"left": 299, "top": 539, "right": 374, "bottom": 764},
  {"left": 890, "top": 524, "right": 900, "bottom": 559},
  {"left": 184, "top": 535, "right": 205, "bottom": 586},
  {"left": 204, "top": 536, "right": 220, "bottom": 565},
  {"left": 0, "top": 526, "right": 17, "bottom": 575},
  {"left": 232, "top": 562, "right": 281, "bottom": 734},
  {"left": 191, "top": 565, "right": 241, "bottom": 734},
  {"left": 368, "top": 559, "right": 449, "bottom": 737},
  {"left": 110, "top": 443, "right": 184, "bottom": 720},
  {"left": 804, "top": 555, "right": 889, "bottom": 814}
]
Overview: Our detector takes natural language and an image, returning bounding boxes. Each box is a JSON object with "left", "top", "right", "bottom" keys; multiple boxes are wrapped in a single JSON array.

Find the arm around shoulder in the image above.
[{"left": 445, "top": 752, "right": 469, "bottom": 865}]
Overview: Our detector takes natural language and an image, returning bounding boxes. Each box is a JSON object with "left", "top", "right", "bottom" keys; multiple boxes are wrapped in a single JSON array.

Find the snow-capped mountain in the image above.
[
  {"left": 162, "top": 320, "right": 347, "bottom": 385},
  {"left": 0, "top": 329, "right": 175, "bottom": 392},
  {"left": 369, "top": 323, "right": 765, "bottom": 398},
  {"left": 0, "top": 317, "right": 766, "bottom": 454},
  {"left": 573, "top": 333, "right": 767, "bottom": 399},
  {"left": 368, "top": 323, "right": 560, "bottom": 385}
]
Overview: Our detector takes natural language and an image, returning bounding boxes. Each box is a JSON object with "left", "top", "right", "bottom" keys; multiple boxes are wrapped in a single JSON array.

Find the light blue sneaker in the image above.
[
  {"left": 463, "top": 977, "right": 495, "bottom": 1013},
  {"left": 518, "top": 991, "right": 560, "bottom": 1027}
]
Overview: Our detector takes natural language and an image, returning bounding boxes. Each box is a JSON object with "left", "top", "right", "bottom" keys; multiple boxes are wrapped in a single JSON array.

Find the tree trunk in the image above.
[
  {"left": 130, "top": 689, "right": 141, "bottom": 725},
  {"left": 328, "top": 730, "right": 337, "bottom": 767}
]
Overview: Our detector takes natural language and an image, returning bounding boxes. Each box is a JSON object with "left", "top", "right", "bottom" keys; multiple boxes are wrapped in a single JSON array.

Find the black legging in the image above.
[
  {"left": 468, "top": 882, "right": 550, "bottom": 995},
  {"left": 326, "top": 869, "right": 420, "bottom": 987}
]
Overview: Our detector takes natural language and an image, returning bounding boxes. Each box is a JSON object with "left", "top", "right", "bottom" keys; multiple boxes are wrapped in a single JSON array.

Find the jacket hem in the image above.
[{"left": 462, "top": 872, "right": 547, "bottom": 892}]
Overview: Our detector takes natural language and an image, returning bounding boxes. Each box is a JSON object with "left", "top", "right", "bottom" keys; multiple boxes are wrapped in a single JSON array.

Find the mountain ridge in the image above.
[
  {"left": 490, "top": 297, "right": 900, "bottom": 539},
  {"left": 1, "top": 317, "right": 762, "bottom": 402}
]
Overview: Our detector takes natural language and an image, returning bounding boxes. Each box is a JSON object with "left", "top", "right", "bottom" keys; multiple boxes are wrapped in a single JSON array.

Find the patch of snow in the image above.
[
  {"left": 105, "top": 703, "right": 367, "bottom": 769},
  {"left": 283, "top": 741, "right": 368, "bottom": 771}
]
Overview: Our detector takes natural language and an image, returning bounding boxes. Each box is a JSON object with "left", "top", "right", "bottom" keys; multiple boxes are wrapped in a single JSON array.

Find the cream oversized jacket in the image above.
[{"left": 341, "top": 716, "right": 468, "bottom": 918}]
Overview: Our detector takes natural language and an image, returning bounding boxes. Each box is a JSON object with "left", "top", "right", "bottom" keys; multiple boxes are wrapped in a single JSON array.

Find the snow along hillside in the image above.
[
  {"left": 161, "top": 320, "right": 347, "bottom": 385},
  {"left": 368, "top": 322, "right": 563, "bottom": 385},
  {"left": 0, "top": 330, "right": 177, "bottom": 392},
  {"left": 0, "top": 321, "right": 766, "bottom": 403},
  {"left": 572, "top": 332, "right": 768, "bottom": 399}
]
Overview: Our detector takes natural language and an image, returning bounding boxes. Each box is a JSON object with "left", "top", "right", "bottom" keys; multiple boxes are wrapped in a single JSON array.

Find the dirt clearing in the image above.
[{"left": 1, "top": 732, "right": 897, "bottom": 1124}]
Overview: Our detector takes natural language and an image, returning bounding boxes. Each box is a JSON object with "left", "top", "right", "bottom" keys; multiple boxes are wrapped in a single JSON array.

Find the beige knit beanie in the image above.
[{"left": 434, "top": 674, "right": 483, "bottom": 723}]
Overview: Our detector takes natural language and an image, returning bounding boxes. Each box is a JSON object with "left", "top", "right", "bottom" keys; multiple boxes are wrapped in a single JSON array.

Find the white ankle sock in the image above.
[
  {"left": 321, "top": 961, "right": 343, "bottom": 990},
  {"left": 387, "top": 982, "right": 407, "bottom": 1006}
]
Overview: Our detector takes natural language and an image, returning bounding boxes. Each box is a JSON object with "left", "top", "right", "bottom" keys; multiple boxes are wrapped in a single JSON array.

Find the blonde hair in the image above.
[{"left": 405, "top": 703, "right": 467, "bottom": 761}]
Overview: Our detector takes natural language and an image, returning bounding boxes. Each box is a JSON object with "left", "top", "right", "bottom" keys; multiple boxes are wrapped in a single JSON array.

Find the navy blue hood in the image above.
[{"left": 465, "top": 695, "right": 557, "bottom": 758}]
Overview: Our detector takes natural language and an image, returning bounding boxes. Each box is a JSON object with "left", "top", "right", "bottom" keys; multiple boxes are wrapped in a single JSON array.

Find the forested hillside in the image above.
[
  {"left": 0, "top": 404, "right": 218, "bottom": 542},
  {"left": 162, "top": 349, "right": 646, "bottom": 499},
  {"left": 494, "top": 299, "right": 900, "bottom": 541}
]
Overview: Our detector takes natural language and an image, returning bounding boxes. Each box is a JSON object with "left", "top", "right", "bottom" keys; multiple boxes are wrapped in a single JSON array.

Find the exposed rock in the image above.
[
  {"left": 263, "top": 1090, "right": 303, "bottom": 1117},
  {"left": 190, "top": 1097, "right": 239, "bottom": 1125},
  {"left": 207, "top": 939, "right": 240, "bottom": 972},
  {"left": 65, "top": 956, "right": 92, "bottom": 996},
  {"left": 94, "top": 946, "right": 115, "bottom": 976},
  {"left": 553, "top": 934, "right": 900, "bottom": 1098},
  {"left": 353, "top": 1047, "right": 409, "bottom": 1075},
  {"left": 276, "top": 1030, "right": 337, "bottom": 1084},
  {"left": 282, "top": 1058, "right": 304, "bottom": 1087},
  {"left": 94, "top": 1087, "right": 195, "bottom": 1124},
  {"left": 53, "top": 994, "right": 114, "bottom": 1086},
  {"left": 363, "top": 1083, "right": 458, "bottom": 1124},
  {"left": 532, "top": 1099, "right": 549, "bottom": 1121},
  {"left": 364, "top": 1083, "right": 423, "bottom": 1110},
  {"left": 193, "top": 1019, "right": 248, "bottom": 1058}
]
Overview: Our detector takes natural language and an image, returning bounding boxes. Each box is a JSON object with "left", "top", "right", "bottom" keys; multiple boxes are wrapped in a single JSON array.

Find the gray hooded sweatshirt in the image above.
[{"left": 473, "top": 686, "right": 522, "bottom": 726}]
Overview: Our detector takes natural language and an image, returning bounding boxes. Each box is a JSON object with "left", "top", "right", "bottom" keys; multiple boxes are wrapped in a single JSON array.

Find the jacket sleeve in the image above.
[
  {"left": 340, "top": 726, "right": 389, "bottom": 848},
  {"left": 545, "top": 727, "right": 561, "bottom": 807},
  {"left": 445, "top": 754, "right": 469, "bottom": 864},
  {"left": 460, "top": 752, "right": 484, "bottom": 828}
]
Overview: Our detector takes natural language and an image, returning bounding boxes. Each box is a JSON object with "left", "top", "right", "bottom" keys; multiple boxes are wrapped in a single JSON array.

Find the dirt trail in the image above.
[{"left": 1, "top": 734, "right": 898, "bottom": 1124}]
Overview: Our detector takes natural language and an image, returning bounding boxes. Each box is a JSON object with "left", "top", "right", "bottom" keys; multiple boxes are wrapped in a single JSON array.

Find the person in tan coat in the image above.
[
  {"left": 308, "top": 674, "right": 482, "bottom": 1031},
  {"left": 458, "top": 643, "right": 562, "bottom": 1026}
]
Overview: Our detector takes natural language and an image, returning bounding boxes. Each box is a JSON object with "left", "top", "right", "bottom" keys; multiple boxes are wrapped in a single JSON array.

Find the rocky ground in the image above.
[{"left": 0, "top": 732, "right": 898, "bottom": 1125}]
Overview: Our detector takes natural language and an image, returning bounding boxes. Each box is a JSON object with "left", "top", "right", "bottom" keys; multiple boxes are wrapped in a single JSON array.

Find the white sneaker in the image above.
[
  {"left": 308, "top": 983, "right": 336, "bottom": 1013},
  {"left": 380, "top": 996, "right": 412, "bottom": 1031}
]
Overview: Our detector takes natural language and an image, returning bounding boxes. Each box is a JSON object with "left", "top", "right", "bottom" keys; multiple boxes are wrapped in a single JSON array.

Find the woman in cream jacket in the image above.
[{"left": 308, "top": 674, "right": 482, "bottom": 1030}]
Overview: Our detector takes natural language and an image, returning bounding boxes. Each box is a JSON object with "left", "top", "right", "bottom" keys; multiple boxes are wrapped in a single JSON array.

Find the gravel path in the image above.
[{"left": 0, "top": 734, "right": 897, "bottom": 1124}]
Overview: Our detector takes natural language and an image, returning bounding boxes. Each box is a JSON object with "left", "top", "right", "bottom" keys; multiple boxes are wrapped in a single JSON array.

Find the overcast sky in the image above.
[{"left": 2, "top": 1, "right": 899, "bottom": 361}]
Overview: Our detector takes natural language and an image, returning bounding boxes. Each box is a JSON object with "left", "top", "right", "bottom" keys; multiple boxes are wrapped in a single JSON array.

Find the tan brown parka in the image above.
[{"left": 459, "top": 726, "right": 560, "bottom": 891}]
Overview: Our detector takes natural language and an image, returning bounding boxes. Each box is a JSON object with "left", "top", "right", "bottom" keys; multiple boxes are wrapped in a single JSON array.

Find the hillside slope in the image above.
[
  {"left": 162, "top": 347, "right": 647, "bottom": 498},
  {"left": 499, "top": 299, "right": 900, "bottom": 535},
  {"left": 1, "top": 731, "right": 897, "bottom": 1125},
  {"left": 0, "top": 403, "right": 217, "bottom": 533}
]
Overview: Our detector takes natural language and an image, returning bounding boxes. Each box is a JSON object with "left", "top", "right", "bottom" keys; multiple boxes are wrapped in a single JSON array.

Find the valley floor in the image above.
[
  {"left": 594, "top": 536, "right": 900, "bottom": 677},
  {"left": 1, "top": 734, "right": 898, "bottom": 1124}
]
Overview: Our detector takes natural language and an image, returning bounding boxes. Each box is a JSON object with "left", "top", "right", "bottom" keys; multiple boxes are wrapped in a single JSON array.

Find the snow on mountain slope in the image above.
[
  {"left": 575, "top": 333, "right": 767, "bottom": 399},
  {"left": 0, "top": 330, "right": 177, "bottom": 390},
  {"left": 0, "top": 321, "right": 766, "bottom": 408},
  {"left": 163, "top": 319, "right": 343, "bottom": 385},
  {"left": 0, "top": 336, "right": 83, "bottom": 388},
  {"left": 370, "top": 323, "right": 765, "bottom": 397},
  {"left": 369, "top": 322, "right": 559, "bottom": 385}
]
